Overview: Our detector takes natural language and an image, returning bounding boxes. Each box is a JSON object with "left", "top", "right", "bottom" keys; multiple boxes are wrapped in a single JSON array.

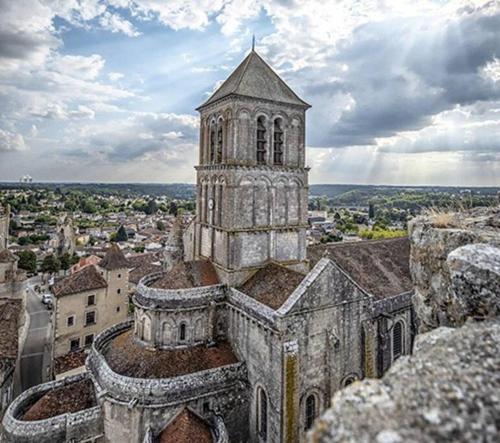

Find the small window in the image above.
[
  {"left": 393, "top": 321, "right": 403, "bottom": 360},
  {"left": 256, "top": 116, "right": 267, "bottom": 164},
  {"left": 84, "top": 334, "right": 94, "bottom": 347},
  {"left": 273, "top": 119, "right": 284, "bottom": 165},
  {"left": 203, "top": 401, "right": 210, "bottom": 413},
  {"left": 85, "top": 311, "right": 96, "bottom": 326},
  {"left": 343, "top": 376, "right": 356, "bottom": 387},
  {"left": 179, "top": 323, "right": 186, "bottom": 341},
  {"left": 70, "top": 338, "right": 80, "bottom": 352},
  {"left": 216, "top": 125, "right": 223, "bottom": 163},
  {"left": 209, "top": 128, "right": 216, "bottom": 163},
  {"left": 305, "top": 394, "right": 317, "bottom": 430},
  {"left": 257, "top": 387, "right": 268, "bottom": 440},
  {"left": 117, "top": 273, "right": 121, "bottom": 278},
  {"left": 117, "top": 288, "right": 121, "bottom": 294},
  {"left": 116, "top": 306, "right": 120, "bottom": 313},
  {"left": 87, "top": 294, "right": 95, "bottom": 306},
  {"left": 67, "top": 316, "right": 75, "bottom": 327}
]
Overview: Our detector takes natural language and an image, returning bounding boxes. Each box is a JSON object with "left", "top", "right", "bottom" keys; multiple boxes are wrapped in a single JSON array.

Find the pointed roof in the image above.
[
  {"left": 159, "top": 408, "right": 214, "bottom": 443},
  {"left": 53, "top": 265, "right": 107, "bottom": 298},
  {"left": 99, "top": 243, "right": 129, "bottom": 270},
  {"left": 197, "top": 50, "right": 310, "bottom": 110}
]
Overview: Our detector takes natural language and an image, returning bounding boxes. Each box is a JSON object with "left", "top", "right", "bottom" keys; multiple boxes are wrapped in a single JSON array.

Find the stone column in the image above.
[{"left": 282, "top": 340, "right": 299, "bottom": 443}]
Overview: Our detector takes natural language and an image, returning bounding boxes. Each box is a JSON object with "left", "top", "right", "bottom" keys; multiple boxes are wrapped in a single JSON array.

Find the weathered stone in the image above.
[
  {"left": 309, "top": 319, "right": 500, "bottom": 443},
  {"left": 408, "top": 206, "right": 500, "bottom": 332},
  {"left": 447, "top": 243, "right": 500, "bottom": 323}
]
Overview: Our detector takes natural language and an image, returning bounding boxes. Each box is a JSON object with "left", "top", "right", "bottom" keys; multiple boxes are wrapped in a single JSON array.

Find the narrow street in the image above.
[{"left": 20, "top": 283, "right": 52, "bottom": 391}]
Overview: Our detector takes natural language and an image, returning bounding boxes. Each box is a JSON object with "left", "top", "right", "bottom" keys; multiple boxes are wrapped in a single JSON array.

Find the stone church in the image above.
[{"left": 3, "top": 49, "right": 415, "bottom": 443}]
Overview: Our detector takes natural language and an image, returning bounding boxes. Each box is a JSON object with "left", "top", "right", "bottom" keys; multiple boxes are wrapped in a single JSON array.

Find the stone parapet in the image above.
[
  {"left": 135, "top": 272, "right": 226, "bottom": 309},
  {"left": 227, "top": 288, "right": 279, "bottom": 328},
  {"left": 2, "top": 372, "right": 102, "bottom": 443},
  {"left": 88, "top": 321, "right": 247, "bottom": 406}
]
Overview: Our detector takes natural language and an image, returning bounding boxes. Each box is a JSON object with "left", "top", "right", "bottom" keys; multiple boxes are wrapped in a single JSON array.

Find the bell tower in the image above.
[{"left": 193, "top": 48, "right": 311, "bottom": 286}]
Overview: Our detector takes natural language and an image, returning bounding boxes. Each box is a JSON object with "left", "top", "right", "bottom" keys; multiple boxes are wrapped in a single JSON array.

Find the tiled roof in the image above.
[
  {"left": 126, "top": 252, "right": 159, "bottom": 269},
  {"left": 0, "top": 249, "right": 17, "bottom": 263},
  {"left": 151, "top": 260, "right": 219, "bottom": 290},
  {"left": 104, "top": 331, "right": 238, "bottom": 378},
  {"left": 99, "top": 243, "right": 129, "bottom": 270},
  {"left": 54, "top": 350, "right": 87, "bottom": 375},
  {"left": 52, "top": 265, "right": 107, "bottom": 298},
  {"left": 129, "top": 262, "right": 162, "bottom": 285},
  {"left": 22, "top": 378, "right": 96, "bottom": 421},
  {"left": 239, "top": 263, "right": 306, "bottom": 310},
  {"left": 198, "top": 50, "right": 310, "bottom": 109},
  {"left": 0, "top": 299, "right": 22, "bottom": 359},
  {"left": 159, "top": 409, "right": 214, "bottom": 443},
  {"left": 307, "top": 237, "right": 412, "bottom": 299}
]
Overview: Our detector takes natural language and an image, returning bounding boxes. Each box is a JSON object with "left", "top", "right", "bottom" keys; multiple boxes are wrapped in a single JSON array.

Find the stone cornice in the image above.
[{"left": 195, "top": 164, "right": 310, "bottom": 173}]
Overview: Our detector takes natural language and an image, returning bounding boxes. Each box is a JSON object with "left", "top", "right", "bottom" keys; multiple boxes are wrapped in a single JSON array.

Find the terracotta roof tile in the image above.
[
  {"left": 0, "top": 249, "right": 17, "bottom": 263},
  {"left": 104, "top": 331, "right": 238, "bottom": 378},
  {"left": 307, "top": 237, "right": 412, "bottom": 299},
  {"left": 0, "top": 299, "right": 22, "bottom": 359},
  {"left": 159, "top": 409, "right": 214, "bottom": 443},
  {"left": 129, "top": 262, "right": 162, "bottom": 285},
  {"left": 54, "top": 350, "right": 87, "bottom": 375},
  {"left": 22, "top": 378, "right": 96, "bottom": 421},
  {"left": 151, "top": 260, "right": 219, "bottom": 290},
  {"left": 99, "top": 243, "right": 129, "bottom": 270},
  {"left": 52, "top": 265, "right": 107, "bottom": 298},
  {"left": 239, "top": 263, "right": 306, "bottom": 310}
]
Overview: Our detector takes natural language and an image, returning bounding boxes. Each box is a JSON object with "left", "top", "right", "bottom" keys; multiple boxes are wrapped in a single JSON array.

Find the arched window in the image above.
[
  {"left": 304, "top": 394, "right": 317, "bottom": 430},
  {"left": 273, "top": 119, "right": 284, "bottom": 165},
  {"left": 256, "top": 116, "right": 267, "bottom": 164},
  {"left": 209, "top": 127, "right": 216, "bottom": 163},
  {"left": 392, "top": 320, "right": 404, "bottom": 360},
  {"left": 216, "top": 124, "right": 223, "bottom": 163},
  {"left": 179, "top": 323, "right": 187, "bottom": 341},
  {"left": 343, "top": 376, "right": 356, "bottom": 387},
  {"left": 257, "top": 387, "right": 268, "bottom": 440}
]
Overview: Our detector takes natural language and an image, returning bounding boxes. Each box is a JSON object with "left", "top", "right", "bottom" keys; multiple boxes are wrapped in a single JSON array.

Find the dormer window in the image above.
[
  {"left": 273, "top": 119, "right": 284, "bottom": 165},
  {"left": 257, "top": 116, "right": 267, "bottom": 164}
]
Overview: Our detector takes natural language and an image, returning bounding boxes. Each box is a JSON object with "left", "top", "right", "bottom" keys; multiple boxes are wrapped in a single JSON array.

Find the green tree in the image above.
[
  {"left": 41, "top": 254, "right": 60, "bottom": 274},
  {"left": 145, "top": 199, "right": 158, "bottom": 215},
  {"left": 60, "top": 253, "right": 71, "bottom": 271},
  {"left": 168, "top": 201, "right": 178, "bottom": 216},
  {"left": 115, "top": 225, "right": 128, "bottom": 242},
  {"left": 157, "top": 220, "right": 166, "bottom": 231},
  {"left": 16, "top": 251, "right": 37, "bottom": 274}
]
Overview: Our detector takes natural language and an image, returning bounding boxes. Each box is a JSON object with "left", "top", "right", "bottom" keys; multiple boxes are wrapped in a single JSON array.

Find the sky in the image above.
[{"left": 0, "top": 0, "right": 499, "bottom": 186}]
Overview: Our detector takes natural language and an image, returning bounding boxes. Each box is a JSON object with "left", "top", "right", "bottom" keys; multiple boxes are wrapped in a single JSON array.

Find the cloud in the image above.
[
  {"left": 99, "top": 11, "right": 141, "bottom": 37},
  {"left": 0, "top": 129, "right": 26, "bottom": 152}
]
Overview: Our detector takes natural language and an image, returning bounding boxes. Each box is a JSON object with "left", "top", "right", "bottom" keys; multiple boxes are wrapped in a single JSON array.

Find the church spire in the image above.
[{"left": 252, "top": 34, "right": 255, "bottom": 51}]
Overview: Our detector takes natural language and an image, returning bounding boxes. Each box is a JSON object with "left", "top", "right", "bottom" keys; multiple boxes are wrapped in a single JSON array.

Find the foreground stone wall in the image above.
[{"left": 309, "top": 206, "right": 500, "bottom": 443}]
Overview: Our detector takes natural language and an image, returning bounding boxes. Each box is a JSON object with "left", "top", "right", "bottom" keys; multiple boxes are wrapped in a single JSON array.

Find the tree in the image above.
[
  {"left": 17, "top": 251, "right": 37, "bottom": 274},
  {"left": 41, "top": 254, "right": 60, "bottom": 274},
  {"left": 168, "top": 201, "right": 178, "bottom": 216},
  {"left": 115, "top": 225, "right": 128, "bottom": 242},
  {"left": 157, "top": 221, "right": 166, "bottom": 231},
  {"left": 145, "top": 199, "right": 158, "bottom": 215},
  {"left": 60, "top": 253, "right": 71, "bottom": 271},
  {"left": 369, "top": 203, "right": 375, "bottom": 219}
]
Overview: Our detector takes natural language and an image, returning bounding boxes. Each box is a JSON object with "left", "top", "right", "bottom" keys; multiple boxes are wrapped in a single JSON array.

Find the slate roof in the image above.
[
  {"left": 0, "top": 299, "right": 22, "bottom": 360},
  {"left": 151, "top": 260, "right": 219, "bottom": 290},
  {"left": 52, "top": 265, "right": 107, "bottom": 298},
  {"left": 307, "top": 237, "right": 412, "bottom": 300},
  {"left": 22, "top": 378, "right": 96, "bottom": 421},
  {"left": 127, "top": 252, "right": 162, "bottom": 284},
  {"left": 159, "top": 409, "right": 214, "bottom": 443},
  {"left": 198, "top": 50, "right": 310, "bottom": 110},
  {"left": 239, "top": 263, "right": 306, "bottom": 310},
  {"left": 104, "top": 330, "right": 238, "bottom": 378},
  {"left": 99, "top": 243, "right": 129, "bottom": 270}
]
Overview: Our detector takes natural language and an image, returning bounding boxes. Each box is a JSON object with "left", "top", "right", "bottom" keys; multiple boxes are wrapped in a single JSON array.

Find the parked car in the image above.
[{"left": 42, "top": 293, "right": 52, "bottom": 305}]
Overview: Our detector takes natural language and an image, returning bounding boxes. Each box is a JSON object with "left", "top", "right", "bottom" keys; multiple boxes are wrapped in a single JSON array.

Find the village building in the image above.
[
  {"left": 0, "top": 207, "right": 27, "bottom": 418},
  {"left": 51, "top": 244, "right": 130, "bottom": 378},
  {"left": 2, "top": 49, "right": 415, "bottom": 443}
]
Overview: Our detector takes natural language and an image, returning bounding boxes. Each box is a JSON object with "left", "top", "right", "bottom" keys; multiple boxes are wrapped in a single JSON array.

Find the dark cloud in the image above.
[{"left": 298, "top": 11, "right": 500, "bottom": 150}]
